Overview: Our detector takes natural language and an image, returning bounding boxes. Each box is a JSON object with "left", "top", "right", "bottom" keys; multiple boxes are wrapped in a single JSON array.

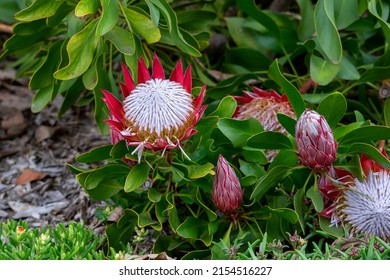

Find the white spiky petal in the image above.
[
  {"left": 123, "top": 79, "right": 193, "bottom": 136},
  {"left": 339, "top": 170, "right": 390, "bottom": 240}
]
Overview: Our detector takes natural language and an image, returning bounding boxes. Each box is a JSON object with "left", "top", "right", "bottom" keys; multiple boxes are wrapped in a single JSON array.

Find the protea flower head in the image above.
[
  {"left": 102, "top": 54, "right": 207, "bottom": 163},
  {"left": 212, "top": 154, "right": 243, "bottom": 215},
  {"left": 234, "top": 87, "right": 296, "bottom": 161},
  {"left": 234, "top": 87, "right": 296, "bottom": 134},
  {"left": 295, "top": 109, "right": 337, "bottom": 172},
  {"left": 337, "top": 170, "right": 390, "bottom": 240}
]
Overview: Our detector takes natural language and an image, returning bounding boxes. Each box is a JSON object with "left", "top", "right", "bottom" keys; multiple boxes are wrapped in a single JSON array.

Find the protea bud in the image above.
[
  {"left": 295, "top": 109, "right": 337, "bottom": 172},
  {"left": 102, "top": 53, "right": 207, "bottom": 163},
  {"left": 212, "top": 155, "right": 243, "bottom": 215},
  {"left": 234, "top": 87, "right": 296, "bottom": 161}
]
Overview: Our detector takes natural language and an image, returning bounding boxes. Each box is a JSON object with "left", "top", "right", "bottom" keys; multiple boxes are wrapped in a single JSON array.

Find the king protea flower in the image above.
[
  {"left": 338, "top": 170, "right": 390, "bottom": 240},
  {"left": 212, "top": 154, "right": 243, "bottom": 215},
  {"left": 295, "top": 109, "right": 337, "bottom": 172},
  {"left": 102, "top": 54, "right": 207, "bottom": 162},
  {"left": 234, "top": 87, "right": 296, "bottom": 161},
  {"left": 234, "top": 87, "right": 296, "bottom": 134}
]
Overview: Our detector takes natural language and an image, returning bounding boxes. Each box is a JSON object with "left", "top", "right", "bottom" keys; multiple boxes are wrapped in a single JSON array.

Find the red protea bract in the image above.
[
  {"left": 212, "top": 155, "right": 243, "bottom": 215},
  {"left": 295, "top": 109, "right": 337, "bottom": 172},
  {"left": 102, "top": 54, "right": 207, "bottom": 163}
]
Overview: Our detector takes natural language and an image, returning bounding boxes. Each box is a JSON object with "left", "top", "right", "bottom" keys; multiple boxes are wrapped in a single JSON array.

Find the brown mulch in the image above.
[{"left": 0, "top": 61, "right": 108, "bottom": 231}]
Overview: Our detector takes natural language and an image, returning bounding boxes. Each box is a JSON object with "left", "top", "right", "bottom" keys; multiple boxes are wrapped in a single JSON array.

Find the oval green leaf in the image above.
[
  {"left": 310, "top": 54, "right": 340, "bottom": 86},
  {"left": 54, "top": 19, "right": 99, "bottom": 80},
  {"left": 217, "top": 118, "right": 264, "bottom": 148},
  {"left": 314, "top": 0, "right": 342, "bottom": 63},
  {"left": 317, "top": 92, "right": 347, "bottom": 128},
  {"left": 124, "top": 163, "right": 151, "bottom": 192}
]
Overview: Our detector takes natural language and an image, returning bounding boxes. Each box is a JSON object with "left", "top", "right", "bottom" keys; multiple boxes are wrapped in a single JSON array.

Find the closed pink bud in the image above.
[
  {"left": 295, "top": 109, "right": 337, "bottom": 172},
  {"left": 212, "top": 155, "right": 243, "bottom": 215}
]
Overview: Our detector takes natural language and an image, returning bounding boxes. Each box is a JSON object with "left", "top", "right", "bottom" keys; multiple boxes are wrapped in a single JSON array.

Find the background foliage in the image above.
[{"left": 1, "top": 0, "right": 390, "bottom": 259}]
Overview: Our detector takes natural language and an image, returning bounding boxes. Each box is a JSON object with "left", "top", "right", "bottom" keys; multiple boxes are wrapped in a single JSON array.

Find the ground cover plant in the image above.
[{"left": 1, "top": 0, "right": 390, "bottom": 260}]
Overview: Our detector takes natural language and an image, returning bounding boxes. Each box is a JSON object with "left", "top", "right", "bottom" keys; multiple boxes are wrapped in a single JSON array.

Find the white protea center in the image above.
[
  {"left": 339, "top": 170, "right": 390, "bottom": 240},
  {"left": 123, "top": 78, "right": 194, "bottom": 138}
]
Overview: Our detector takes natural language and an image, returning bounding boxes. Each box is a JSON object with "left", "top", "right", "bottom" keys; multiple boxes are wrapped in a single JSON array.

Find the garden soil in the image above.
[{"left": 0, "top": 61, "right": 107, "bottom": 233}]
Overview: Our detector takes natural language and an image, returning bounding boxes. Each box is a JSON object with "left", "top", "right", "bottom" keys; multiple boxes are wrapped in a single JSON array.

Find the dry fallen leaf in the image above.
[{"left": 16, "top": 169, "right": 47, "bottom": 185}]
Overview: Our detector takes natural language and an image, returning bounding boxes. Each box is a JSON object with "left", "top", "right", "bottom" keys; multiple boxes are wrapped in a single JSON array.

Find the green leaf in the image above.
[
  {"left": 241, "top": 147, "right": 268, "bottom": 164},
  {"left": 31, "top": 85, "right": 54, "bottom": 113},
  {"left": 75, "top": 0, "right": 99, "bottom": 17},
  {"left": 368, "top": 0, "right": 390, "bottom": 52},
  {"left": 337, "top": 56, "right": 361, "bottom": 81},
  {"left": 104, "top": 26, "right": 135, "bottom": 55},
  {"left": 54, "top": 19, "right": 99, "bottom": 80},
  {"left": 342, "top": 143, "right": 390, "bottom": 170},
  {"left": 96, "top": 0, "right": 118, "bottom": 36},
  {"left": 217, "top": 118, "right": 264, "bottom": 148},
  {"left": 307, "top": 184, "right": 324, "bottom": 212},
  {"left": 277, "top": 113, "right": 296, "bottom": 136},
  {"left": 76, "top": 144, "right": 113, "bottom": 163},
  {"left": 144, "top": 0, "right": 160, "bottom": 26},
  {"left": 247, "top": 131, "right": 293, "bottom": 150},
  {"left": 84, "top": 164, "right": 130, "bottom": 190},
  {"left": 334, "top": 0, "right": 360, "bottom": 29},
  {"left": 184, "top": 163, "right": 215, "bottom": 179},
  {"left": 236, "top": 0, "right": 281, "bottom": 42},
  {"left": 251, "top": 166, "right": 292, "bottom": 200},
  {"left": 319, "top": 216, "right": 343, "bottom": 238},
  {"left": 14, "top": 0, "right": 64, "bottom": 21},
  {"left": 339, "top": 125, "right": 390, "bottom": 145},
  {"left": 30, "top": 40, "right": 63, "bottom": 90},
  {"left": 148, "top": 188, "right": 162, "bottom": 203},
  {"left": 110, "top": 140, "right": 130, "bottom": 159},
  {"left": 124, "top": 163, "right": 150, "bottom": 192},
  {"left": 82, "top": 55, "right": 100, "bottom": 90},
  {"left": 296, "top": 0, "right": 315, "bottom": 41},
  {"left": 310, "top": 54, "right": 340, "bottom": 85},
  {"left": 333, "top": 122, "right": 363, "bottom": 140},
  {"left": 147, "top": 0, "right": 201, "bottom": 56},
  {"left": 385, "top": 98, "right": 390, "bottom": 127},
  {"left": 208, "top": 96, "right": 237, "bottom": 118},
  {"left": 123, "top": 7, "right": 160, "bottom": 44},
  {"left": 176, "top": 217, "right": 213, "bottom": 246},
  {"left": 86, "top": 179, "right": 122, "bottom": 200},
  {"left": 269, "top": 150, "right": 299, "bottom": 170},
  {"left": 314, "top": 0, "right": 342, "bottom": 63},
  {"left": 293, "top": 187, "right": 306, "bottom": 233},
  {"left": 268, "top": 60, "right": 306, "bottom": 117},
  {"left": 317, "top": 92, "right": 347, "bottom": 128}
]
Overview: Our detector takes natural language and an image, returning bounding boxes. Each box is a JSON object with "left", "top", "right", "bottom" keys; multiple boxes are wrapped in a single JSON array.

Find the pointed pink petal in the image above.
[
  {"left": 152, "top": 53, "right": 165, "bottom": 79},
  {"left": 137, "top": 56, "right": 151, "bottom": 84},
  {"left": 120, "top": 62, "right": 135, "bottom": 97},
  {"left": 194, "top": 105, "right": 207, "bottom": 122},
  {"left": 170, "top": 59, "right": 184, "bottom": 84},
  {"left": 269, "top": 89, "right": 282, "bottom": 99},
  {"left": 234, "top": 96, "right": 252, "bottom": 103},
  {"left": 119, "top": 82, "right": 129, "bottom": 98},
  {"left": 252, "top": 86, "right": 269, "bottom": 97},
  {"left": 105, "top": 119, "right": 125, "bottom": 131},
  {"left": 183, "top": 65, "right": 192, "bottom": 93},
  {"left": 193, "top": 85, "right": 206, "bottom": 111},
  {"left": 101, "top": 89, "right": 124, "bottom": 123}
]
